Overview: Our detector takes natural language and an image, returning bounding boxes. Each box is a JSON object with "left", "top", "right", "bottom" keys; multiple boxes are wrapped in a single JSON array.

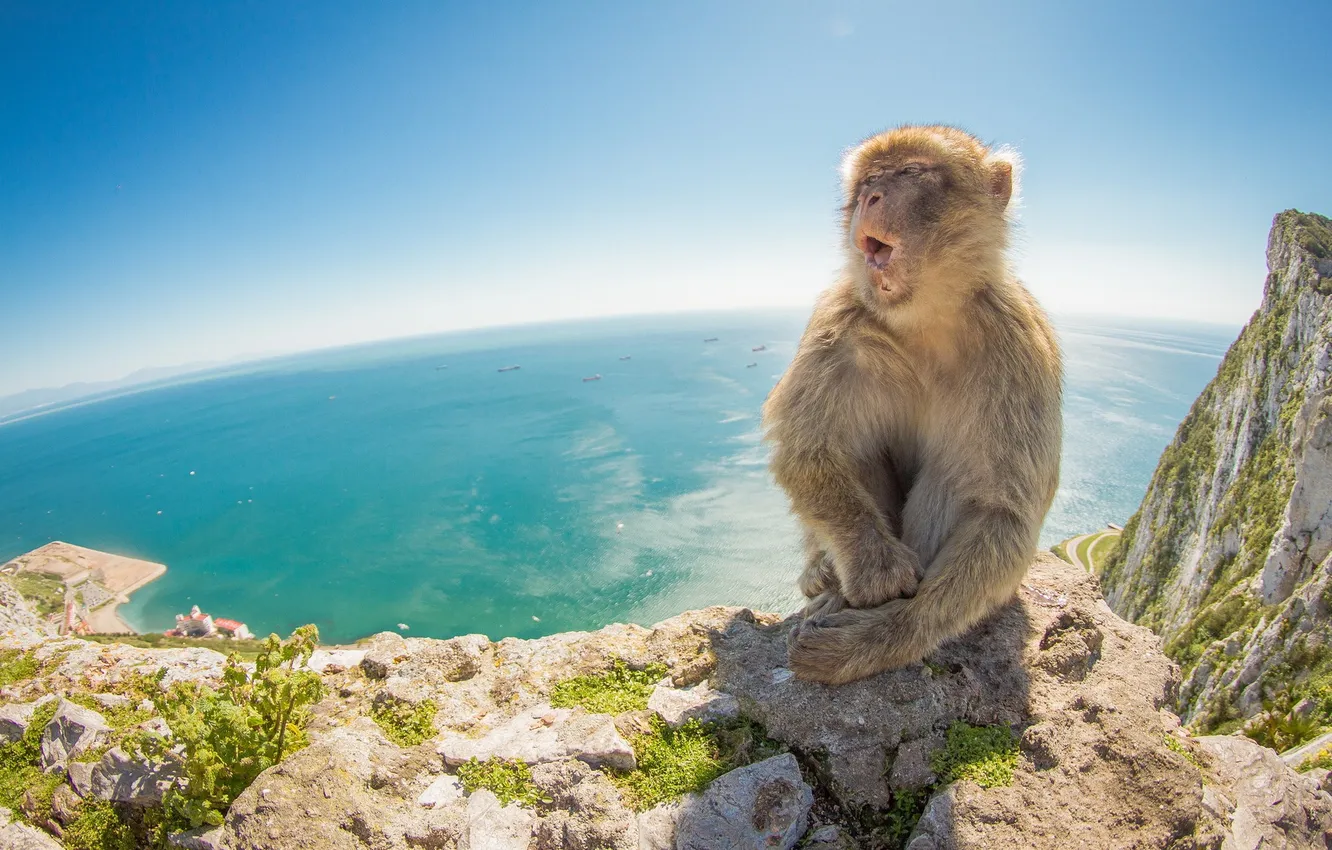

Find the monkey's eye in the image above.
[{"left": 898, "top": 164, "right": 924, "bottom": 177}]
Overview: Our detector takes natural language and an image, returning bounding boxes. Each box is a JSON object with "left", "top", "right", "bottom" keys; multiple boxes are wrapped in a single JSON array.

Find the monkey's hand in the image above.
[
  {"left": 787, "top": 601, "right": 930, "bottom": 685},
  {"left": 837, "top": 527, "right": 922, "bottom": 609},
  {"left": 801, "top": 589, "right": 848, "bottom": 620}
]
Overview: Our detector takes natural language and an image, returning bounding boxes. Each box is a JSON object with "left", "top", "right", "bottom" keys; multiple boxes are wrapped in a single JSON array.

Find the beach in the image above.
[{"left": 0, "top": 540, "right": 165, "bottom": 634}]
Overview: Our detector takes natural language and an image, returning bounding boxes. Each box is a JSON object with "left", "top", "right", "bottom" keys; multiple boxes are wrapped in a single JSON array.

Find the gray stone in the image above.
[
  {"left": 168, "top": 826, "right": 227, "bottom": 850},
  {"left": 416, "top": 775, "right": 463, "bottom": 809},
  {"left": 90, "top": 692, "right": 132, "bottom": 711},
  {"left": 466, "top": 788, "right": 534, "bottom": 850},
  {"left": 531, "top": 759, "right": 637, "bottom": 850},
  {"left": 889, "top": 735, "right": 941, "bottom": 790},
  {"left": 306, "top": 648, "right": 367, "bottom": 674},
  {"left": 647, "top": 679, "right": 739, "bottom": 727},
  {"left": 39, "top": 698, "right": 110, "bottom": 769},
  {"left": 0, "top": 699, "right": 43, "bottom": 744},
  {"left": 905, "top": 786, "right": 955, "bottom": 850},
  {"left": 362, "top": 649, "right": 401, "bottom": 679},
  {"left": 675, "top": 753, "right": 813, "bottom": 850},
  {"left": 68, "top": 745, "right": 181, "bottom": 805},
  {"left": 636, "top": 797, "right": 692, "bottom": 850},
  {"left": 378, "top": 675, "right": 432, "bottom": 707},
  {"left": 0, "top": 821, "right": 65, "bottom": 849},
  {"left": 0, "top": 805, "right": 10, "bottom": 827},
  {"left": 1197, "top": 734, "right": 1332, "bottom": 849},
  {"left": 438, "top": 704, "right": 636, "bottom": 772}
]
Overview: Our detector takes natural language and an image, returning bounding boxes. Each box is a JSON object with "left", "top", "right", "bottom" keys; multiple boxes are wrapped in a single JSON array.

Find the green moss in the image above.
[
  {"left": 62, "top": 800, "right": 136, "bottom": 850},
  {"left": 1049, "top": 542, "right": 1071, "bottom": 564},
  {"left": 456, "top": 757, "right": 549, "bottom": 807},
  {"left": 612, "top": 716, "right": 786, "bottom": 811},
  {"left": 10, "top": 571, "right": 66, "bottom": 618},
  {"left": 1164, "top": 735, "right": 1205, "bottom": 770},
  {"left": 369, "top": 698, "right": 438, "bottom": 747},
  {"left": 1300, "top": 745, "right": 1332, "bottom": 772},
  {"left": 0, "top": 649, "right": 41, "bottom": 688},
  {"left": 929, "top": 722, "right": 1018, "bottom": 789},
  {"left": 0, "top": 699, "right": 61, "bottom": 820},
  {"left": 548, "top": 660, "right": 670, "bottom": 715}
]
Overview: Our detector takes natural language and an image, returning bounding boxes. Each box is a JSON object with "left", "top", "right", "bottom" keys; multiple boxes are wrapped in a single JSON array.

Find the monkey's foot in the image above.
[
  {"left": 798, "top": 550, "right": 838, "bottom": 598},
  {"left": 800, "top": 589, "right": 848, "bottom": 620},
  {"left": 787, "top": 602, "right": 927, "bottom": 685}
]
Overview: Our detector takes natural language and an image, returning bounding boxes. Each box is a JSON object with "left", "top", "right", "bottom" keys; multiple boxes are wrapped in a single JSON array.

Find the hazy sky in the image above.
[{"left": 3, "top": 0, "right": 1329, "bottom": 397}]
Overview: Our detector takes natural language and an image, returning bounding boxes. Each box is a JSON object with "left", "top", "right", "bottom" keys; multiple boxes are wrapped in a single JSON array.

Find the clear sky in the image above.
[{"left": 3, "top": 0, "right": 1329, "bottom": 397}]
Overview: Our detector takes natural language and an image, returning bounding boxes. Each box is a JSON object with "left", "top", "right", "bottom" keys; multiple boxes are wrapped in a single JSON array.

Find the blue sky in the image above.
[{"left": 2, "top": 0, "right": 1329, "bottom": 396}]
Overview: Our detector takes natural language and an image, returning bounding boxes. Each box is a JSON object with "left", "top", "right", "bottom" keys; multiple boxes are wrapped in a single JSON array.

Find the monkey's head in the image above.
[{"left": 839, "top": 125, "right": 1019, "bottom": 311}]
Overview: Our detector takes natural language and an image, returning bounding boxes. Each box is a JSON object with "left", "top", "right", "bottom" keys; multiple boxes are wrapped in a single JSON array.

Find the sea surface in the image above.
[{"left": 0, "top": 310, "right": 1238, "bottom": 644}]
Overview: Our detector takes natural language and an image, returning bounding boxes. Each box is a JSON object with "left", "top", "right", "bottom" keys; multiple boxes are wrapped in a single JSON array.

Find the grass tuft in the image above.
[
  {"left": 456, "top": 756, "right": 549, "bottom": 807},
  {"left": 549, "top": 660, "right": 670, "bottom": 715},
  {"left": 369, "top": 698, "right": 438, "bottom": 747}
]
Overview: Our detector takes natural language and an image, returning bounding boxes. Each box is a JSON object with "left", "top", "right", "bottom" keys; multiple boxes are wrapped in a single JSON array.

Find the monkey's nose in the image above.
[{"left": 866, "top": 193, "right": 882, "bottom": 208}]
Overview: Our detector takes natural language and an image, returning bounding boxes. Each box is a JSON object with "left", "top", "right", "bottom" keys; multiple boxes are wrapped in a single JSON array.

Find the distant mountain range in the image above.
[{"left": 0, "top": 355, "right": 278, "bottom": 422}]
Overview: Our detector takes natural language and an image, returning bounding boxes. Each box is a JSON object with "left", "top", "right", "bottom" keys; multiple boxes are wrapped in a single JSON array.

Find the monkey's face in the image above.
[
  {"left": 840, "top": 126, "right": 1017, "bottom": 311},
  {"left": 846, "top": 161, "right": 947, "bottom": 305}
]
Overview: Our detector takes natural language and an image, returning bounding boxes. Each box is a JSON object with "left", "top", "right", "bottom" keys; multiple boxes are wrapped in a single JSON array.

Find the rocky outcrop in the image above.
[
  {"left": 3, "top": 555, "right": 1331, "bottom": 848},
  {"left": 0, "top": 576, "right": 53, "bottom": 641},
  {"left": 1100, "top": 210, "right": 1332, "bottom": 730}
]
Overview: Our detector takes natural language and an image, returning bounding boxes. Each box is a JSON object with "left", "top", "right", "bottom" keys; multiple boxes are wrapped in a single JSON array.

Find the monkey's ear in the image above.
[{"left": 984, "top": 145, "right": 1022, "bottom": 211}]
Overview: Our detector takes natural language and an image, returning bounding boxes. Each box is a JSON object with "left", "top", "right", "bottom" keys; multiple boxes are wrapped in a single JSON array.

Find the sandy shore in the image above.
[{"left": 1, "top": 540, "right": 167, "bottom": 634}]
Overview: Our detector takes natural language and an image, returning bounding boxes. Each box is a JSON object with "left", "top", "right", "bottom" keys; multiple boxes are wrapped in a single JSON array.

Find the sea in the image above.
[{"left": 0, "top": 310, "right": 1238, "bottom": 645}]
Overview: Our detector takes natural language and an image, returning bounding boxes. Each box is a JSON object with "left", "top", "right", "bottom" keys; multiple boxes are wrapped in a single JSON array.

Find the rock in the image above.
[
  {"left": 674, "top": 753, "right": 813, "bottom": 850},
  {"left": 905, "top": 785, "right": 955, "bottom": 850},
  {"left": 0, "top": 805, "right": 10, "bottom": 827},
  {"left": 1196, "top": 734, "right": 1332, "bottom": 848},
  {"left": 68, "top": 746, "right": 181, "bottom": 805},
  {"left": 362, "top": 649, "right": 402, "bottom": 679},
  {"left": 889, "top": 734, "right": 941, "bottom": 790},
  {"left": 307, "top": 648, "right": 367, "bottom": 674},
  {"left": 466, "top": 788, "right": 534, "bottom": 850},
  {"left": 49, "top": 783, "right": 82, "bottom": 825},
  {"left": 90, "top": 692, "right": 132, "bottom": 711},
  {"left": 647, "top": 679, "right": 739, "bottom": 727},
  {"left": 169, "top": 826, "right": 227, "bottom": 850},
  {"left": 377, "top": 675, "right": 432, "bottom": 707},
  {"left": 416, "top": 775, "right": 464, "bottom": 809},
  {"left": 636, "top": 797, "right": 692, "bottom": 850},
  {"left": 530, "top": 759, "right": 637, "bottom": 850},
  {"left": 438, "top": 704, "right": 636, "bottom": 772},
  {"left": 0, "top": 821, "right": 65, "bottom": 850},
  {"left": 0, "top": 699, "right": 43, "bottom": 744},
  {"left": 39, "top": 698, "right": 110, "bottom": 769}
]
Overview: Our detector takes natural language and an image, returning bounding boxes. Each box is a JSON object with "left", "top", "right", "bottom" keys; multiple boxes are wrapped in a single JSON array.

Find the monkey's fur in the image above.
[{"left": 763, "top": 125, "right": 1062, "bottom": 685}]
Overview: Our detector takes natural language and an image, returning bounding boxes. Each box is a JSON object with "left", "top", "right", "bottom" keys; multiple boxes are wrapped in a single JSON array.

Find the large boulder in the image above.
[
  {"left": 67, "top": 745, "right": 181, "bottom": 805},
  {"left": 674, "top": 753, "right": 812, "bottom": 850},
  {"left": 437, "top": 704, "right": 636, "bottom": 772}
]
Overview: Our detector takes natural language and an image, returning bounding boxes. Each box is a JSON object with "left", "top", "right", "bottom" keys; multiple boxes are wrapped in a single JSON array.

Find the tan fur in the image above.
[{"left": 763, "top": 124, "right": 1062, "bottom": 685}]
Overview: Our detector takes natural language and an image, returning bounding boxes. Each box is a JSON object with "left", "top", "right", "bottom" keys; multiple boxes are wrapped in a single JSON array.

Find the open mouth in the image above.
[{"left": 862, "top": 235, "right": 894, "bottom": 270}]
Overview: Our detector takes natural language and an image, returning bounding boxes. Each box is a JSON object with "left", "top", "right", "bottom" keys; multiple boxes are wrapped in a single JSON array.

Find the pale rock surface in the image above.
[
  {"left": 674, "top": 753, "right": 812, "bottom": 850},
  {"left": 530, "top": 759, "right": 637, "bottom": 850},
  {"left": 0, "top": 697, "right": 50, "bottom": 744},
  {"left": 466, "top": 789, "right": 534, "bottom": 850},
  {"left": 437, "top": 703, "right": 636, "bottom": 772},
  {"left": 416, "top": 775, "right": 464, "bottom": 809},
  {"left": 38, "top": 698, "right": 110, "bottom": 769},
  {"left": 67, "top": 745, "right": 181, "bottom": 805},
  {"left": 0, "top": 820, "right": 66, "bottom": 850},
  {"left": 306, "top": 648, "right": 367, "bottom": 674},
  {"left": 646, "top": 678, "right": 739, "bottom": 727},
  {"left": 635, "top": 797, "right": 692, "bottom": 850},
  {"left": 1197, "top": 735, "right": 1332, "bottom": 849}
]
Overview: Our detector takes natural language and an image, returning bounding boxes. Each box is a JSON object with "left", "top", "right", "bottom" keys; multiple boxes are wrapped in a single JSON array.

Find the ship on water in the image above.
[
  {"left": 703, "top": 337, "right": 718, "bottom": 342},
  {"left": 497, "top": 365, "right": 521, "bottom": 372},
  {"left": 619, "top": 356, "right": 631, "bottom": 361},
  {"left": 583, "top": 374, "right": 602, "bottom": 382},
  {"left": 751, "top": 344, "right": 766, "bottom": 352},
  {"left": 746, "top": 362, "right": 758, "bottom": 368}
]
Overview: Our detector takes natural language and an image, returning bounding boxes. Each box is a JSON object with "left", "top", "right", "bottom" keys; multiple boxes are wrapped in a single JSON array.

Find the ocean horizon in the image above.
[{"left": 0, "top": 309, "right": 1238, "bottom": 645}]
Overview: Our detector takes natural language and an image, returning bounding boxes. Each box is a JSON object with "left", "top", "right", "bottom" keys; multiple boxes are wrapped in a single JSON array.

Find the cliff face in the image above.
[{"left": 1100, "top": 209, "right": 1332, "bottom": 730}]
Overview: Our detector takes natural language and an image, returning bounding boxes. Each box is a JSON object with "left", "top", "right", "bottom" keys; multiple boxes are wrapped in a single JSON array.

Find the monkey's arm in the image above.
[{"left": 764, "top": 354, "right": 921, "bottom": 608}]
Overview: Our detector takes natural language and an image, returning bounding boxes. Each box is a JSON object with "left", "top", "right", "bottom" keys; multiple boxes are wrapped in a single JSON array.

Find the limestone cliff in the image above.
[
  {"left": 3, "top": 558, "right": 1332, "bottom": 849},
  {"left": 1099, "top": 209, "right": 1332, "bottom": 731}
]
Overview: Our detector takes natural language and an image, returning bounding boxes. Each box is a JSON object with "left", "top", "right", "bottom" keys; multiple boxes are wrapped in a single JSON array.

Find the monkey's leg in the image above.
[
  {"left": 773, "top": 447, "right": 921, "bottom": 611},
  {"left": 787, "top": 506, "right": 1033, "bottom": 685}
]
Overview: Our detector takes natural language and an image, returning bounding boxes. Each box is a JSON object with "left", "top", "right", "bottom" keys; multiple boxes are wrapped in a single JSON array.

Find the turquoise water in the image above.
[{"left": 0, "top": 310, "right": 1236, "bottom": 644}]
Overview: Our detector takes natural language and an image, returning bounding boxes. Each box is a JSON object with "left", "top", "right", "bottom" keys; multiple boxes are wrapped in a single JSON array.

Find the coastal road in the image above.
[{"left": 1062, "top": 529, "right": 1122, "bottom": 573}]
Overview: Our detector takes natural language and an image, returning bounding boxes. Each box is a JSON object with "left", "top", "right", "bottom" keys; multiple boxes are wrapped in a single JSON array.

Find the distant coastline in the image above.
[{"left": 0, "top": 541, "right": 166, "bottom": 635}]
